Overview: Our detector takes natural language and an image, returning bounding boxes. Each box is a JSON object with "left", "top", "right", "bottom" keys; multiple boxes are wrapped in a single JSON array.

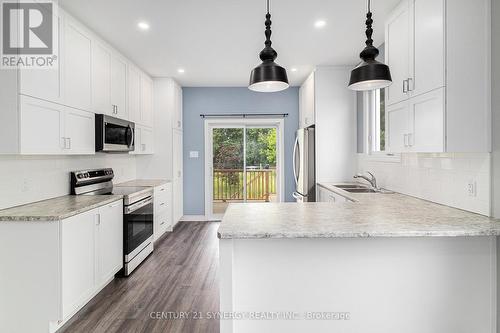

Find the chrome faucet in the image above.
[{"left": 354, "top": 171, "right": 377, "bottom": 189}]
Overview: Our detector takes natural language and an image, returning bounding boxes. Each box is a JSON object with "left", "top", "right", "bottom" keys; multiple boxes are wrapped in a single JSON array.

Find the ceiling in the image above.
[{"left": 59, "top": 0, "right": 399, "bottom": 87}]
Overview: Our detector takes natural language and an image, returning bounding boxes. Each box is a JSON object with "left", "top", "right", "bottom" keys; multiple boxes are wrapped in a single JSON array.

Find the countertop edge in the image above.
[{"left": 0, "top": 195, "right": 123, "bottom": 222}]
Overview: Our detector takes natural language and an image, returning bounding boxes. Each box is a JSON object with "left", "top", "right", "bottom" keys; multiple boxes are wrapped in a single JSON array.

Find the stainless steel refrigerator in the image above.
[{"left": 293, "top": 126, "right": 315, "bottom": 202}]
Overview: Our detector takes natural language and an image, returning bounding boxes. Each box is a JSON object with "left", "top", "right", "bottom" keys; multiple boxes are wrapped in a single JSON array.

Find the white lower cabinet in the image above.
[
  {"left": 154, "top": 183, "right": 173, "bottom": 241},
  {"left": 61, "top": 201, "right": 123, "bottom": 325},
  {"left": 96, "top": 200, "right": 123, "bottom": 286},
  {"left": 317, "top": 185, "right": 349, "bottom": 203},
  {"left": 19, "top": 95, "right": 95, "bottom": 155},
  {"left": 61, "top": 210, "right": 96, "bottom": 319}
]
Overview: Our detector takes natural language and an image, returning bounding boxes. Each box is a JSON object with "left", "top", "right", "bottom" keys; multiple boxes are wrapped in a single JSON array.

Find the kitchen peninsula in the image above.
[{"left": 218, "top": 187, "right": 500, "bottom": 333}]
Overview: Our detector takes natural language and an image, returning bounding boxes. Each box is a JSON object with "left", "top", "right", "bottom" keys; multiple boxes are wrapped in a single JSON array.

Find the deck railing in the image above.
[{"left": 213, "top": 168, "right": 276, "bottom": 202}]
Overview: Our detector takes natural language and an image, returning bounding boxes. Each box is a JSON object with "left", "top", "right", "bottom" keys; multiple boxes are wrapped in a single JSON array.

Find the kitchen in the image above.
[{"left": 0, "top": 0, "right": 499, "bottom": 332}]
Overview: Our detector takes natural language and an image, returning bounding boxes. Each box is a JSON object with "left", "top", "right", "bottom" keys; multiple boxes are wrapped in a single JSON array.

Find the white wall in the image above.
[
  {"left": 492, "top": 0, "right": 500, "bottom": 218},
  {"left": 0, "top": 154, "right": 136, "bottom": 210},
  {"left": 315, "top": 66, "right": 357, "bottom": 183},
  {"left": 135, "top": 78, "right": 174, "bottom": 180},
  {"left": 357, "top": 153, "right": 491, "bottom": 216}
]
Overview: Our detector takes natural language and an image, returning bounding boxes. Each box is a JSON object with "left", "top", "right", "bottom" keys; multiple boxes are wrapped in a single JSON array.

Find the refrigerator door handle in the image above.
[
  {"left": 293, "top": 135, "right": 300, "bottom": 185},
  {"left": 292, "top": 191, "right": 306, "bottom": 200}
]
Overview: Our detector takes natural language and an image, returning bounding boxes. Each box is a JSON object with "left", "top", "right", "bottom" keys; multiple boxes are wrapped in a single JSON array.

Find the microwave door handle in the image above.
[
  {"left": 126, "top": 125, "right": 134, "bottom": 148},
  {"left": 293, "top": 136, "right": 300, "bottom": 185}
]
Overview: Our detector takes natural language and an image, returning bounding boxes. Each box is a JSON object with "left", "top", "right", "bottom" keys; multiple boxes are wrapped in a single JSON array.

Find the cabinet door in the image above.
[
  {"left": 64, "top": 107, "right": 95, "bottom": 155},
  {"left": 91, "top": 42, "right": 111, "bottom": 115},
  {"left": 110, "top": 55, "right": 128, "bottom": 119},
  {"left": 412, "top": 0, "right": 445, "bottom": 97},
  {"left": 140, "top": 75, "right": 153, "bottom": 126},
  {"left": 19, "top": 96, "right": 65, "bottom": 154},
  {"left": 172, "top": 130, "right": 183, "bottom": 223},
  {"left": 299, "top": 73, "right": 315, "bottom": 127},
  {"left": 61, "top": 209, "right": 96, "bottom": 319},
  {"left": 141, "top": 126, "right": 154, "bottom": 154},
  {"left": 97, "top": 200, "right": 123, "bottom": 285},
  {"left": 64, "top": 17, "right": 92, "bottom": 111},
  {"left": 385, "top": 0, "right": 410, "bottom": 106},
  {"left": 128, "top": 66, "right": 141, "bottom": 123},
  {"left": 173, "top": 83, "right": 183, "bottom": 130},
  {"left": 130, "top": 126, "right": 141, "bottom": 155},
  {"left": 408, "top": 88, "right": 445, "bottom": 152},
  {"left": 386, "top": 100, "right": 409, "bottom": 153},
  {"left": 19, "top": 14, "right": 62, "bottom": 103}
]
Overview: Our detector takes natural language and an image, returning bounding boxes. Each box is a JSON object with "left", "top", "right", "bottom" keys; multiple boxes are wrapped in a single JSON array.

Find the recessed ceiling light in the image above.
[
  {"left": 314, "top": 20, "right": 326, "bottom": 29},
  {"left": 137, "top": 21, "right": 150, "bottom": 31},
  {"left": 177, "top": 68, "right": 185, "bottom": 74},
  {"left": 291, "top": 67, "right": 298, "bottom": 72}
]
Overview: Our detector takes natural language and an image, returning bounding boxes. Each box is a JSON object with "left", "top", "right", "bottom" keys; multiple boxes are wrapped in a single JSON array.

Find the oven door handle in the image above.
[{"left": 125, "top": 197, "right": 153, "bottom": 214}]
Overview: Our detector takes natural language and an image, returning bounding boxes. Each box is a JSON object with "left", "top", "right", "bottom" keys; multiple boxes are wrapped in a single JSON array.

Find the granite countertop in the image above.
[
  {"left": 0, "top": 195, "right": 123, "bottom": 222},
  {"left": 115, "top": 179, "right": 170, "bottom": 187},
  {"left": 218, "top": 183, "right": 500, "bottom": 239}
]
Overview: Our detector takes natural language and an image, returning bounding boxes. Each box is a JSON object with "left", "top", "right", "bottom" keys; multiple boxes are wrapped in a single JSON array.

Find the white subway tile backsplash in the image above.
[{"left": 357, "top": 153, "right": 491, "bottom": 216}]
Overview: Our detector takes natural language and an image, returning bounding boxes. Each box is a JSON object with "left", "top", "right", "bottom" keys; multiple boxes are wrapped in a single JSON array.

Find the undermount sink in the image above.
[
  {"left": 342, "top": 188, "right": 377, "bottom": 193},
  {"left": 335, "top": 184, "right": 369, "bottom": 189}
]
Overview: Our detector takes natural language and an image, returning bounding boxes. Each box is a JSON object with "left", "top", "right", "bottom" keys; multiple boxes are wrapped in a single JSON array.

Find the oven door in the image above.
[
  {"left": 96, "top": 114, "right": 135, "bottom": 152},
  {"left": 124, "top": 197, "right": 154, "bottom": 259}
]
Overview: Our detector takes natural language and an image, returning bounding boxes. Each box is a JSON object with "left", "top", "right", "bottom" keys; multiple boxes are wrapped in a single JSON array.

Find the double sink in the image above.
[{"left": 335, "top": 184, "right": 377, "bottom": 193}]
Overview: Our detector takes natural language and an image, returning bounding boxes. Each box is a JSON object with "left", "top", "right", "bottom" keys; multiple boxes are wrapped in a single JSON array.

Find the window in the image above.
[
  {"left": 371, "top": 88, "right": 385, "bottom": 152},
  {"left": 357, "top": 88, "right": 400, "bottom": 162}
]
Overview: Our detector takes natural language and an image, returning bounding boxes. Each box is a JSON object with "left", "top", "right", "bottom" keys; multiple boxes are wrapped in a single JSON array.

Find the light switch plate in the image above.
[{"left": 189, "top": 151, "right": 199, "bottom": 158}]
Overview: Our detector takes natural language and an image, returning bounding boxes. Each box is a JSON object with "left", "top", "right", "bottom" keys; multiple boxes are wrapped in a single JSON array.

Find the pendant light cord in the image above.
[{"left": 365, "top": 0, "right": 373, "bottom": 48}]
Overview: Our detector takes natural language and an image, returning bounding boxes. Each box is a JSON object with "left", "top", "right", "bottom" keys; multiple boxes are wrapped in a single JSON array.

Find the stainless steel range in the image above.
[{"left": 71, "top": 168, "right": 154, "bottom": 276}]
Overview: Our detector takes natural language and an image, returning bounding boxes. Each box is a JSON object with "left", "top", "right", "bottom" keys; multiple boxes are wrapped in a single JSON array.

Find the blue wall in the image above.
[{"left": 182, "top": 87, "right": 299, "bottom": 215}]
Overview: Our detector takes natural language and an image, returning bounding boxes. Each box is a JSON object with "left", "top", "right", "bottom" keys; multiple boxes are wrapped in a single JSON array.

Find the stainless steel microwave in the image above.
[{"left": 95, "top": 114, "right": 135, "bottom": 152}]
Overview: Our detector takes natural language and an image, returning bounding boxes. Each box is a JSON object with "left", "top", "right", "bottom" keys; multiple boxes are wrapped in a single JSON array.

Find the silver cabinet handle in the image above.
[
  {"left": 142, "top": 143, "right": 146, "bottom": 151},
  {"left": 177, "top": 120, "right": 181, "bottom": 128},
  {"left": 403, "top": 79, "right": 408, "bottom": 93},
  {"left": 407, "top": 78, "right": 413, "bottom": 92},
  {"left": 67, "top": 137, "right": 71, "bottom": 149},
  {"left": 404, "top": 134, "right": 409, "bottom": 147}
]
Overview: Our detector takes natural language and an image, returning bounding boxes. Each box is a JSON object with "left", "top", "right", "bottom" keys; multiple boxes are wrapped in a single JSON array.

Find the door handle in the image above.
[
  {"left": 402, "top": 79, "right": 408, "bottom": 93},
  {"left": 407, "top": 78, "right": 414, "bottom": 92},
  {"left": 292, "top": 136, "right": 299, "bottom": 185}
]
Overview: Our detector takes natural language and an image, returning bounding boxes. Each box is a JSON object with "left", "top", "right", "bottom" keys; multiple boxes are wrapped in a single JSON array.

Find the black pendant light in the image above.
[
  {"left": 348, "top": 0, "right": 392, "bottom": 91},
  {"left": 249, "top": 0, "right": 289, "bottom": 93}
]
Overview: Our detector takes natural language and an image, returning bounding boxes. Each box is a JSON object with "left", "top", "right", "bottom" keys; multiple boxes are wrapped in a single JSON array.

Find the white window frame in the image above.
[{"left": 363, "top": 90, "right": 401, "bottom": 163}]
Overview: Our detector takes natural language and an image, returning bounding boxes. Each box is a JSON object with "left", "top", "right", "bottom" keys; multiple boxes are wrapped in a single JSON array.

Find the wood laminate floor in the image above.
[{"left": 60, "top": 222, "right": 220, "bottom": 333}]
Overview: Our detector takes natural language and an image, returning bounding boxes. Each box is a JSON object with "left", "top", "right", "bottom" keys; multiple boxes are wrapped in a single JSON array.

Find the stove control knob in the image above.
[{"left": 77, "top": 174, "right": 83, "bottom": 179}]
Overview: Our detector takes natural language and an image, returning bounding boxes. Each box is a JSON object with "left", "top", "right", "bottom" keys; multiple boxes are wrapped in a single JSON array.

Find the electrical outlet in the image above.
[
  {"left": 21, "top": 179, "right": 31, "bottom": 192},
  {"left": 467, "top": 180, "right": 477, "bottom": 197}
]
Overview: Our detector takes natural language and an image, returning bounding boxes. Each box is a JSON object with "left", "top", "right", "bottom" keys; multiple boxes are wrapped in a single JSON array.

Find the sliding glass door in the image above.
[{"left": 209, "top": 124, "right": 280, "bottom": 217}]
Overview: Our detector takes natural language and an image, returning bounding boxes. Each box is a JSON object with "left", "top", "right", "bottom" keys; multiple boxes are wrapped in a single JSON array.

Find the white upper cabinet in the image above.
[
  {"left": 19, "top": 95, "right": 94, "bottom": 155},
  {"left": 64, "top": 16, "right": 92, "bottom": 111},
  {"left": 140, "top": 74, "right": 153, "bottom": 126},
  {"left": 385, "top": 1, "right": 410, "bottom": 106},
  {"left": 411, "top": 0, "right": 445, "bottom": 97},
  {"left": 91, "top": 42, "right": 111, "bottom": 115},
  {"left": 385, "top": 0, "right": 490, "bottom": 153},
  {"left": 172, "top": 82, "right": 183, "bottom": 130},
  {"left": 299, "top": 72, "right": 315, "bottom": 128},
  {"left": 19, "top": 13, "right": 63, "bottom": 103},
  {"left": 19, "top": 96, "right": 65, "bottom": 155},
  {"left": 64, "top": 107, "right": 95, "bottom": 154},
  {"left": 110, "top": 55, "right": 128, "bottom": 119},
  {"left": 128, "top": 65, "right": 141, "bottom": 123},
  {"left": 92, "top": 43, "right": 128, "bottom": 119}
]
